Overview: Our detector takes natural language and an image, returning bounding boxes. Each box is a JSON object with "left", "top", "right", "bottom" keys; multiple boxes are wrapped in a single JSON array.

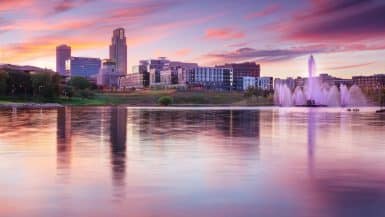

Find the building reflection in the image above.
[
  {"left": 136, "top": 110, "right": 260, "bottom": 138},
  {"left": 109, "top": 107, "right": 127, "bottom": 192},
  {"left": 135, "top": 109, "right": 260, "bottom": 157},
  {"left": 56, "top": 107, "right": 72, "bottom": 177},
  {"left": 216, "top": 110, "right": 260, "bottom": 138}
]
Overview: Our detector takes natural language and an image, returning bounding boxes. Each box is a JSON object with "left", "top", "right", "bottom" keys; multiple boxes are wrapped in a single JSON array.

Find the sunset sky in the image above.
[{"left": 0, "top": 0, "right": 384, "bottom": 78}]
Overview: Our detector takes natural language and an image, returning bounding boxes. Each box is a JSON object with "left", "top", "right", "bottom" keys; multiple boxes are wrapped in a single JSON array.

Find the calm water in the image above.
[{"left": 0, "top": 106, "right": 384, "bottom": 217}]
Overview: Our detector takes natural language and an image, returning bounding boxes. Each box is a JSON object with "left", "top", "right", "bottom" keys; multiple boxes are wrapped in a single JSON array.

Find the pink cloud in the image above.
[
  {"left": 0, "top": 0, "right": 34, "bottom": 11},
  {"left": 204, "top": 28, "right": 245, "bottom": 40},
  {"left": 266, "top": 0, "right": 385, "bottom": 43},
  {"left": 2, "top": 35, "right": 107, "bottom": 62},
  {"left": 245, "top": 3, "right": 280, "bottom": 19},
  {"left": 174, "top": 48, "right": 191, "bottom": 57}
]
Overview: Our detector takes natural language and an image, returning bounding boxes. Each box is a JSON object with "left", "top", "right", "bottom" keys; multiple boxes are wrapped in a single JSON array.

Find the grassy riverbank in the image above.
[{"left": 0, "top": 90, "right": 274, "bottom": 106}]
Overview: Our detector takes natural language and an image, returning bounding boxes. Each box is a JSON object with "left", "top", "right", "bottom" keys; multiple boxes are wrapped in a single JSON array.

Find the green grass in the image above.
[{"left": 0, "top": 90, "right": 274, "bottom": 106}]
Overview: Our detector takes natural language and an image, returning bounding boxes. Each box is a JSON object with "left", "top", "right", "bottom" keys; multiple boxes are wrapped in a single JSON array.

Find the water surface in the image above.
[{"left": 0, "top": 106, "right": 384, "bottom": 217}]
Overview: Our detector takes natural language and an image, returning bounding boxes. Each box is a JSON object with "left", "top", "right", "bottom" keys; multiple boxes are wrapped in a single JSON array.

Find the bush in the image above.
[
  {"left": 78, "top": 89, "right": 95, "bottom": 99},
  {"left": 158, "top": 96, "right": 173, "bottom": 106},
  {"left": 62, "top": 85, "right": 74, "bottom": 98},
  {"left": 68, "top": 76, "right": 92, "bottom": 90}
]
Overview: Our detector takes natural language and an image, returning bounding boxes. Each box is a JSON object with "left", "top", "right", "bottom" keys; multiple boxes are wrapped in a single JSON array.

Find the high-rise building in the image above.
[
  {"left": 56, "top": 45, "right": 71, "bottom": 76},
  {"left": 109, "top": 28, "right": 127, "bottom": 75},
  {"left": 65, "top": 57, "right": 101, "bottom": 78}
]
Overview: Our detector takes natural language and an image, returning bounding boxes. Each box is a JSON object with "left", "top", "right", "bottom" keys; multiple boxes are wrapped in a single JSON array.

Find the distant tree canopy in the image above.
[
  {"left": 68, "top": 76, "right": 92, "bottom": 90},
  {"left": 31, "top": 72, "right": 61, "bottom": 98},
  {"left": 0, "top": 68, "right": 61, "bottom": 98},
  {"left": 0, "top": 69, "right": 99, "bottom": 100},
  {"left": 0, "top": 70, "right": 8, "bottom": 95}
]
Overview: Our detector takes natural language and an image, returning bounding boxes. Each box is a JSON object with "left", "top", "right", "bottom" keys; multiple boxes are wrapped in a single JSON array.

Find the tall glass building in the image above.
[
  {"left": 66, "top": 57, "right": 101, "bottom": 78},
  {"left": 109, "top": 28, "right": 127, "bottom": 75}
]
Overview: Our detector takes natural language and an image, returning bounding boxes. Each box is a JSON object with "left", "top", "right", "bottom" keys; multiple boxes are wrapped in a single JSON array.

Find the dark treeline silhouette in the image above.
[
  {"left": 0, "top": 68, "right": 98, "bottom": 100},
  {"left": 0, "top": 68, "right": 61, "bottom": 98}
]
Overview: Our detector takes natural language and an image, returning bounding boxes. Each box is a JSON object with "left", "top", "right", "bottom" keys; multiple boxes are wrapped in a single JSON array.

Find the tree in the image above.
[
  {"left": 68, "top": 76, "right": 92, "bottom": 90},
  {"left": 0, "top": 70, "right": 8, "bottom": 95},
  {"left": 31, "top": 72, "right": 61, "bottom": 98},
  {"left": 158, "top": 96, "right": 173, "bottom": 106},
  {"left": 62, "top": 85, "right": 74, "bottom": 98},
  {"left": 6, "top": 70, "right": 32, "bottom": 96}
]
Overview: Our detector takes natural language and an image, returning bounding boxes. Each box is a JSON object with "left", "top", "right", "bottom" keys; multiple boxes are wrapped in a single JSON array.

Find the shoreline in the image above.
[
  {"left": 0, "top": 102, "right": 64, "bottom": 109},
  {"left": 0, "top": 102, "right": 273, "bottom": 109},
  {"left": 0, "top": 101, "right": 381, "bottom": 110}
]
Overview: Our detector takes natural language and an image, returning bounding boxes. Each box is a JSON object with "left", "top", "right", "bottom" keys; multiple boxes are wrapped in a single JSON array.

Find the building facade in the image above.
[
  {"left": 109, "top": 28, "right": 127, "bottom": 75},
  {"left": 97, "top": 59, "right": 120, "bottom": 88},
  {"left": 56, "top": 44, "right": 71, "bottom": 76},
  {"left": 353, "top": 74, "right": 385, "bottom": 92},
  {"left": 65, "top": 57, "right": 101, "bottom": 78},
  {"left": 140, "top": 57, "right": 170, "bottom": 84},
  {"left": 119, "top": 73, "right": 145, "bottom": 89},
  {"left": 242, "top": 77, "right": 256, "bottom": 91},
  {"left": 217, "top": 62, "right": 260, "bottom": 90},
  {"left": 139, "top": 58, "right": 198, "bottom": 88},
  {"left": 256, "top": 77, "right": 273, "bottom": 91},
  {"left": 189, "top": 67, "right": 233, "bottom": 90}
]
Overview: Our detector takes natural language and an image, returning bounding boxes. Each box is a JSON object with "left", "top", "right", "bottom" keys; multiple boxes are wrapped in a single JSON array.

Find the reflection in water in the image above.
[
  {"left": 56, "top": 107, "right": 72, "bottom": 174},
  {"left": 110, "top": 107, "right": 127, "bottom": 197},
  {"left": 0, "top": 107, "right": 384, "bottom": 217},
  {"left": 307, "top": 109, "right": 316, "bottom": 178}
]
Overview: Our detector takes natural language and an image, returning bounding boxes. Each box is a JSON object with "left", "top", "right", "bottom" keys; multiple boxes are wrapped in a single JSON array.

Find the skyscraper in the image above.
[
  {"left": 56, "top": 45, "right": 71, "bottom": 76},
  {"left": 109, "top": 28, "right": 127, "bottom": 75}
]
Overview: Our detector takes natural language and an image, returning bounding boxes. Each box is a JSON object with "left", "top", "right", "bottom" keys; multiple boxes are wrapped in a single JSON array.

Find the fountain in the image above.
[{"left": 274, "top": 55, "right": 367, "bottom": 107}]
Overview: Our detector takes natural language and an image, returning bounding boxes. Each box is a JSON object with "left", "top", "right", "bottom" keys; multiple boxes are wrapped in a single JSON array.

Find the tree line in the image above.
[{"left": 0, "top": 68, "right": 95, "bottom": 99}]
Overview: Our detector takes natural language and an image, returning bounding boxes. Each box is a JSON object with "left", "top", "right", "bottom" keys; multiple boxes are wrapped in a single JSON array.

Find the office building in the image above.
[
  {"left": 97, "top": 59, "right": 120, "bottom": 88},
  {"left": 256, "top": 77, "right": 273, "bottom": 91},
  {"left": 65, "top": 57, "right": 101, "bottom": 78},
  {"left": 119, "top": 73, "right": 146, "bottom": 89},
  {"left": 189, "top": 67, "right": 233, "bottom": 90},
  {"left": 56, "top": 45, "right": 71, "bottom": 76},
  {"left": 169, "top": 61, "right": 198, "bottom": 85},
  {"left": 139, "top": 58, "right": 198, "bottom": 87},
  {"left": 109, "top": 28, "right": 127, "bottom": 75},
  {"left": 217, "top": 62, "right": 260, "bottom": 90},
  {"left": 140, "top": 57, "right": 170, "bottom": 83},
  {"left": 242, "top": 77, "right": 256, "bottom": 91},
  {"left": 353, "top": 74, "right": 385, "bottom": 92}
]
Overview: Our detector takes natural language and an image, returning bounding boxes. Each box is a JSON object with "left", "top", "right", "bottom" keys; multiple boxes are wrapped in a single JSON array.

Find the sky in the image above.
[{"left": 0, "top": 0, "right": 384, "bottom": 78}]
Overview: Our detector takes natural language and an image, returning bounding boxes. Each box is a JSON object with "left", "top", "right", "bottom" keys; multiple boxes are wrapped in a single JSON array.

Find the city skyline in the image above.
[{"left": 1, "top": 0, "right": 385, "bottom": 78}]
